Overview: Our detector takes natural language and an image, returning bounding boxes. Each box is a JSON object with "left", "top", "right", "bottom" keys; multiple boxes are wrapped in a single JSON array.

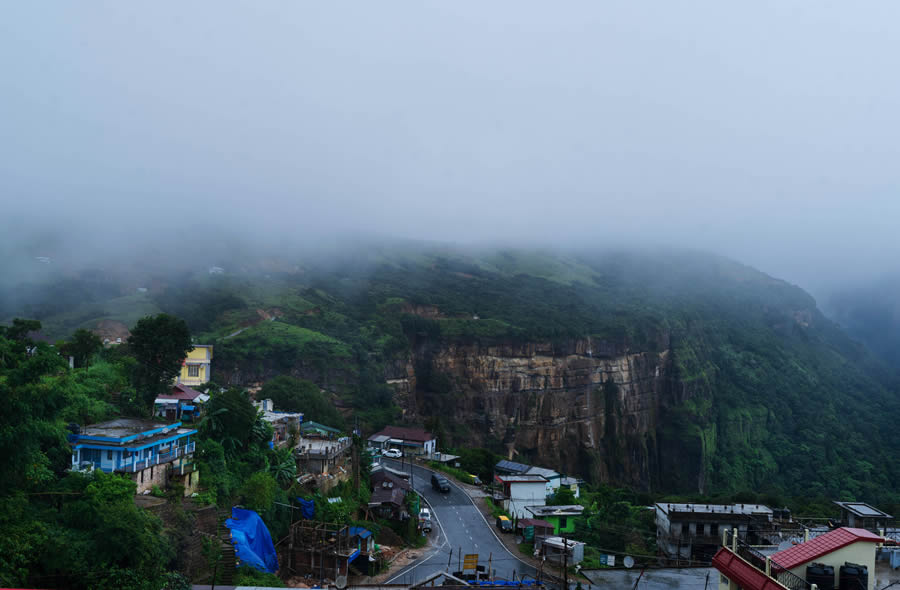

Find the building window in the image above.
[
  {"left": 188, "top": 365, "right": 200, "bottom": 377},
  {"left": 107, "top": 450, "right": 112, "bottom": 460},
  {"left": 559, "top": 516, "right": 568, "bottom": 529}
]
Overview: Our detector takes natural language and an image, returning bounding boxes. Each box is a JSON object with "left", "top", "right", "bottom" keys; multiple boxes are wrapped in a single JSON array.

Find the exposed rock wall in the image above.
[{"left": 395, "top": 338, "right": 701, "bottom": 491}]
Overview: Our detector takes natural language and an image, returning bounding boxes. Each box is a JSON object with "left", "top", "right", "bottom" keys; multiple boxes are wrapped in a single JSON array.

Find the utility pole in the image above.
[{"left": 447, "top": 547, "right": 453, "bottom": 570}]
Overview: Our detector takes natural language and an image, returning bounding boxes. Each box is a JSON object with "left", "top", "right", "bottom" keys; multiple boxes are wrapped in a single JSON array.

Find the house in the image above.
[
  {"left": 525, "top": 505, "right": 585, "bottom": 536},
  {"left": 535, "top": 536, "right": 585, "bottom": 566},
  {"left": 295, "top": 436, "right": 352, "bottom": 475},
  {"left": 368, "top": 468, "right": 412, "bottom": 520},
  {"left": 494, "top": 474, "right": 547, "bottom": 519},
  {"left": 523, "top": 465, "right": 581, "bottom": 499},
  {"left": 68, "top": 418, "right": 198, "bottom": 495},
  {"left": 656, "top": 503, "right": 774, "bottom": 562},
  {"left": 834, "top": 501, "right": 892, "bottom": 534},
  {"left": 367, "top": 426, "right": 436, "bottom": 456},
  {"left": 713, "top": 527, "right": 884, "bottom": 590},
  {"left": 178, "top": 344, "right": 213, "bottom": 386},
  {"left": 154, "top": 383, "right": 209, "bottom": 422},
  {"left": 254, "top": 399, "right": 303, "bottom": 448}
]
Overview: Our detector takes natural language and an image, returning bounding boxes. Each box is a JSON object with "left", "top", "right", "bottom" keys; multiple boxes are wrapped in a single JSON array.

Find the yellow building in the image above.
[{"left": 178, "top": 344, "right": 213, "bottom": 386}]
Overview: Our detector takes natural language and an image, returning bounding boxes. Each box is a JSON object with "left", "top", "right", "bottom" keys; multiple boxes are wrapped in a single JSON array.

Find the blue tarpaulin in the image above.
[
  {"left": 225, "top": 508, "right": 279, "bottom": 573},
  {"left": 297, "top": 498, "right": 315, "bottom": 519}
]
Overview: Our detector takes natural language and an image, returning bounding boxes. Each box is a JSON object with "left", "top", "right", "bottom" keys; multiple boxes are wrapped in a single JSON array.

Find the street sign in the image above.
[{"left": 463, "top": 554, "right": 479, "bottom": 570}]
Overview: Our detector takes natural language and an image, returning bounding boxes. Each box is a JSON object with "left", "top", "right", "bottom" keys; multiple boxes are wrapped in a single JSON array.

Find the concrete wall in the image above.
[
  {"left": 787, "top": 542, "right": 877, "bottom": 590},
  {"left": 132, "top": 463, "right": 169, "bottom": 494}
]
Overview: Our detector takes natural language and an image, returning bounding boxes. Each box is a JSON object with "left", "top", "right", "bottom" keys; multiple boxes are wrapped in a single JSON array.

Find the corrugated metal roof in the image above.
[
  {"left": 495, "top": 459, "right": 531, "bottom": 474},
  {"left": 771, "top": 527, "right": 883, "bottom": 570},
  {"left": 712, "top": 548, "right": 785, "bottom": 590},
  {"left": 526, "top": 466, "right": 560, "bottom": 478}
]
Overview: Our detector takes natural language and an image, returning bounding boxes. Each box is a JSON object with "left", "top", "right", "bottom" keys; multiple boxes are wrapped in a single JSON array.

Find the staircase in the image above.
[{"left": 217, "top": 517, "right": 236, "bottom": 585}]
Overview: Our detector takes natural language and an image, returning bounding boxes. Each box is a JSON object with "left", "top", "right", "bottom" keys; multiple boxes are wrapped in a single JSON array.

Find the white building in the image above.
[{"left": 496, "top": 474, "right": 548, "bottom": 519}]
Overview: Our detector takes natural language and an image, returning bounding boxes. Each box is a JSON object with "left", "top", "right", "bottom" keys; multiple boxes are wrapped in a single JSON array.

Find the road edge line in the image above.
[
  {"left": 411, "top": 461, "right": 538, "bottom": 578},
  {"left": 385, "top": 482, "right": 448, "bottom": 583}
]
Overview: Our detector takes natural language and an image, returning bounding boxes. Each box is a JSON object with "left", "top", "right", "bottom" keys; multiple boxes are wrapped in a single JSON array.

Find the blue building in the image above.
[{"left": 69, "top": 418, "right": 198, "bottom": 495}]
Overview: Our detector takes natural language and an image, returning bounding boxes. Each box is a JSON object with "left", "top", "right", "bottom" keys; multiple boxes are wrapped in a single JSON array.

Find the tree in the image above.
[
  {"left": 258, "top": 375, "right": 344, "bottom": 428},
  {"left": 60, "top": 329, "right": 103, "bottom": 368},
  {"left": 268, "top": 447, "right": 297, "bottom": 488},
  {"left": 203, "top": 388, "right": 261, "bottom": 453},
  {"left": 127, "top": 314, "right": 192, "bottom": 410},
  {"left": 0, "top": 318, "right": 42, "bottom": 342},
  {"left": 240, "top": 472, "right": 277, "bottom": 512}
]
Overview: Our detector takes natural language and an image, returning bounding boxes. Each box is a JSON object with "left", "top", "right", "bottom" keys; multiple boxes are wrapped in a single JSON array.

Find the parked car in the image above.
[
  {"left": 468, "top": 474, "right": 482, "bottom": 486},
  {"left": 431, "top": 473, "right": 450, "bottom": 492},
  {"left": 419, "top": 508, "right": 433, "bottom": 533},
  {"left": 496, "top": 515, "right": 513, "bottom": 533},
  {"left": 382, "top": 448, "right": 402, "bottom": 458}
]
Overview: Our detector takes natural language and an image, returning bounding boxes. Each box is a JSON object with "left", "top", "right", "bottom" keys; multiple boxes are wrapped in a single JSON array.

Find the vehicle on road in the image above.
[
  {"left": 496, "top": 515, "right": 513, "bottom": 533},
  {"left": 431, "top": 473, "right": 450, "bottom": 492},
  {"left": 468, "top": 474, "right": 482, "bottom": 485},
  {"left": 382, "top": 448, "right": 402, "bottom": 458},
  {"left": 419, "top": 508, "right": 432, "bottom": 532}
]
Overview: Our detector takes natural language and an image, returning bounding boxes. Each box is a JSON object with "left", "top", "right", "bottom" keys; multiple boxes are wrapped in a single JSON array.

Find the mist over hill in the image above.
[{"left": 4, "top": 242, "right": 899, "bottom": 504}]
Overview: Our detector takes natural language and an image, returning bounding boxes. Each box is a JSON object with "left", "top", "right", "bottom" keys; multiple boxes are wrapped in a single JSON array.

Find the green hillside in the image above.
[{"left": 5, "top": 245, "right": 900, "bottom": 503}]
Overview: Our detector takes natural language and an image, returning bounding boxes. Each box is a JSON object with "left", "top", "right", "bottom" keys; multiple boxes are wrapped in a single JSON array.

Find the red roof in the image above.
[
  {"left": 157, "top": 383, "right": 205, "bottom": 401},
  {"left": 372, "top": 425, "right": 434, "bottom": 443},
  {"left": 712, "top": 548, "right": 785, "bottom": 590},
  {"left": 771, "top": 527, "right": 883, "bottom": 570}
]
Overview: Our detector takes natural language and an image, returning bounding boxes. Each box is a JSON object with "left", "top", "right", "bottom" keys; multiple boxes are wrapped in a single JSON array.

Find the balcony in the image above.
[
  {"left": 168, "top": 460, "right": 197, "bottom": 476},
  {"left": 115, "top": 441, "right": 196, "bottom": 473}
]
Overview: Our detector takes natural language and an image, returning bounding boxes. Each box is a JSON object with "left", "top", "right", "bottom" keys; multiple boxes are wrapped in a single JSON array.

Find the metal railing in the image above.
[
  {"left": 116, "top": 441, "right": 196, "bottom": 473},
  {"left": 731, "top": 534, "right": 810, "bottom": 590}
]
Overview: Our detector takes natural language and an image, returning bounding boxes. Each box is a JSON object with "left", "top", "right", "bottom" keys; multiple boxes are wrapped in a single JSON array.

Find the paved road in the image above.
[
  {"left": 583, "top": 567, "right": 715, "bottom": 589},
  {"left": 382, "top": 460, "right": 541, "bottom": 587}
]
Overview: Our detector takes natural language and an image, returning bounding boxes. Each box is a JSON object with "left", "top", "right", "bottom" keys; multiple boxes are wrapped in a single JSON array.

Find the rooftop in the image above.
[
  {"left": 542, "top": 537, "right": 585, "bottom": 549},
  {"left": 656, "top": 503, "right": 773, "bottom": 516},
  {"left": 301, "top": 421, "right": 341, "bottom": 434},
  {"left": 371, "top": 469, "right": 412, "bottom": 492},
  {"left": 770, "top": 527, "right": 884, "bottom": 570},
  {"left": 834, "top": 500, "right": 892, "bottom": 519},
  {"left": 81, "top": 418, "right": 176, "bottom": 439},
  {"left": 517, "top": 518, "right": 555, "bottom": 529},
  {"left": 525, "top": 466, "right": 560, "bottom": 479},
  {"left": 370, "top": 425, "right": 434, "bottom": 443},
  {"left": 495, "top": 459, "right": 531, "bottom": 474},
  {"left": 261, "top": 410, "right": 303, "bottom": 424},
  {"left": 712, "top": 547, "right": 785, "bottom": 590},
  {"left": 74, "top": 418, "right": 195, "bottom": 449},
  {"left": 495, "top": 474, "right": 548, "bottom": 483},
  {"left": 526, "top": 505, "right": 585, "bottom": 517}
]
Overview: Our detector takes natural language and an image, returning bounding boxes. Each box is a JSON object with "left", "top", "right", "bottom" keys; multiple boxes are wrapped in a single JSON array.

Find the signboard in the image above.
[{"left": 463, "top": 554, "right": 479, "bottom": 570}]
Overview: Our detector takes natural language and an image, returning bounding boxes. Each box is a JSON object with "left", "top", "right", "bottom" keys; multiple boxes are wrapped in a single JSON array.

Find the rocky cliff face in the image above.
[{"left": 391, "top": 337, "right": 703, "bottom": 491}]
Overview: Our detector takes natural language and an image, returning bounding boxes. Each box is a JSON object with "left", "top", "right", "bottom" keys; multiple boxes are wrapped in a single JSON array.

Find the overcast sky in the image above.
[{"left": 2, "top": 2, "right": 899, "bottom": 293}]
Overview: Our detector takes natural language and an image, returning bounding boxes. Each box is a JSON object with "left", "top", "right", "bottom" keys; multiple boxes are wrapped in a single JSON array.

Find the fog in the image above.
[{"left": 3, "top": 2, "right": 900, "bottom": 297}]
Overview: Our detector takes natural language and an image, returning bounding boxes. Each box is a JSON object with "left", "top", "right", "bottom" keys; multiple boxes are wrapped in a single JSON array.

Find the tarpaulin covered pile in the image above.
[{"left": 225, "top": 507, "right": 279, "bottom": 573}]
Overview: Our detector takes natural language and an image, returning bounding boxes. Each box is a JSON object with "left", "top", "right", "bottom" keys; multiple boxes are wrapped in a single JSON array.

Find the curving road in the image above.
[{"left": 382, "top": 460, "right": 543, "bottom": 587}]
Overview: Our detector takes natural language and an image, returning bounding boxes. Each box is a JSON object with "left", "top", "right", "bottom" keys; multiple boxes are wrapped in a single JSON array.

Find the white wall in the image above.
[
  {"left": 508, "top": 482, "right": 548, "bottom": 519},
  {"left": 787, "top": 542, "right": 877, "bottom": 590}
]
